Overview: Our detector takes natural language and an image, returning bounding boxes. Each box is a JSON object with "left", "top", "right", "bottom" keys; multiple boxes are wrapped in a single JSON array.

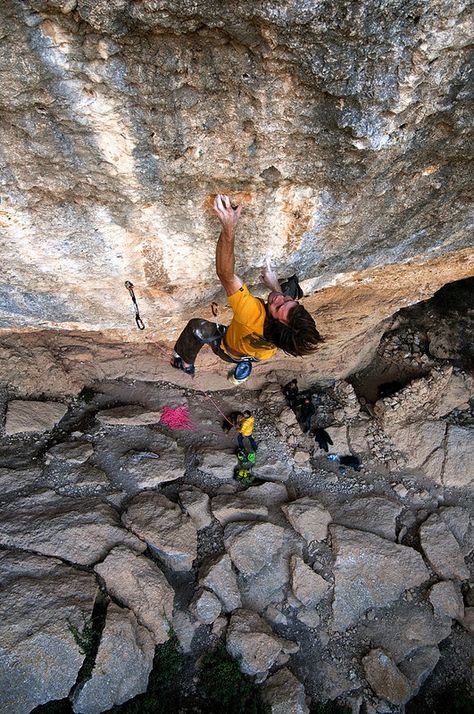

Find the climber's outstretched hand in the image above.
[{"left": 213, "top": 194, "right": 242, "bottom": 231}]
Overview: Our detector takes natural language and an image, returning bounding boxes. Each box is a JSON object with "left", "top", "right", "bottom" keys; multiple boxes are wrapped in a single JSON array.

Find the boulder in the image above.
[
  {"left": 191, "top": 589, "right": 222, "bottom": 625},
  {"left": 243, "top": 481, "right": 288, "bottom": 505},
  {"left": 211, "top": 494, "right": 268, "bottom": 525},
  {"left": 123, "top": 492, "right": 197, "bottom": 571},
  {"left": 439, "top": 506, "right": 473, "bottom": 555},
  {"left": 331, "top": 526, "right": 429, "bottom": 631},
  {"left": 384, "top": 421, "right": 446, "bottom": 480},
  {"left": 0, "top": 490, "right": 144, "bottom": 566},
  {"left": 0, "top": 467, "right": 42, "bottom": 497},
  {"left": 428, "top": 581, "right": 464, "bottom": 621},
  {"left": 282, "top": 497, "right": 332, "bottom": 543},
  {"left": 325, "top": 426, "right": 349, "bottom": 454},
  {"left": 0, "top": 550, "right": 97, "bottom": 714},
  {"left": 398, "top": 646, "right": 440, "bottom": 695},
  {"left": 179, "top": 486, "right": 212, "bottom": 529},
  {"left": 419, "top": 513, "right": 469, "bottom": 580},
  {"left": 262, "top": 668, "right": 309, "bottom": 714},
  {"left": 252, "top": 444, "right": 292, "bottom": 482},
  {"left": 200, "top": 554, "right": 242, "bottom": 613},
  {"left": 198, "top": 450, "right": 237, "bottom": 479},
  {"left": 296, "top": 609, "right": 321, "bottom": 629},
  {"left": 332, "top": 496, "right": 402, "bottom": 541},
  {"left": 433, "top": 371, "right": 473, "bottom": 418},
  {"left": 226, "top": 609, "right": 298, "bottom": 679},
  {"left": 362, "top": 648, "right": 411, "bottom": 705},
  {"left": 96, "top": 405, "right": 162, "bottom": 426},
  {"left": 71, "top": 603, "right": 154, "bottom": 713},
  {"left": 224, "top": 522, "right": 287, "bottom": 577},
  {"left": 443, "top": 426, "right": 474, "bottom": 488},
  {"left": 119, "top": 446, "right": 185, "bottom": 488},
  {"left": 45, "top": 441, "right": 94, "bottom": 465},
  {"left": 461, "top": 607, "right": 474, "bottom": 635},
  {"left": 5, "top": 399, "right": 67, "bottom": 435},
  {"left": 172, "top": 610, "right": 199, "bottom": 653},
  {"left": 290, "top": 555, "right": 331, "bottom": 608},
  {"left": 95, "top": 546, "right": 174, "bottom": 644}
]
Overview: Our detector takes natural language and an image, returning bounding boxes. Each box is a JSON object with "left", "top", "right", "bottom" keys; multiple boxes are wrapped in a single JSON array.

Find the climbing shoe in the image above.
[{"left": 171, "top": 356, "right": 195, "bottom": 377}]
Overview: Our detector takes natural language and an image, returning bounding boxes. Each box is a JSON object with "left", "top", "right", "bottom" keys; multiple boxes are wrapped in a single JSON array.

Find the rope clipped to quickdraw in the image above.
[{"left": 125, "top": 281, "right": 145, "bottom": 330}]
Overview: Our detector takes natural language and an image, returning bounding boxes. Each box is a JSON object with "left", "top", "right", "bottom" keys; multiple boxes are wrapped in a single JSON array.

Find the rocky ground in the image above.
[{"left": 0, "top": 288, "right": 473, "bottom": 714}]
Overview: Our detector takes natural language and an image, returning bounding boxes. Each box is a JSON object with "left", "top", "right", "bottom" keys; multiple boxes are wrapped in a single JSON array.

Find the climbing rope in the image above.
[{"left": 125, "top": 280, "right": 145, "bottom": 330}]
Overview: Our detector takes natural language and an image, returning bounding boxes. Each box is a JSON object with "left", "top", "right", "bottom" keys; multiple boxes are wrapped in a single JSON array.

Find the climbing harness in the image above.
[{"left": 125, "top": 280, "right": 145, "bottom": 330}]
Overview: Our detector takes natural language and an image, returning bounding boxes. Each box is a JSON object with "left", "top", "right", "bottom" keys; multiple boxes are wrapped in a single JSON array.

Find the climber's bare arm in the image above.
[{"left": 214, "top": 194, "right": 243, "bottom": 297}]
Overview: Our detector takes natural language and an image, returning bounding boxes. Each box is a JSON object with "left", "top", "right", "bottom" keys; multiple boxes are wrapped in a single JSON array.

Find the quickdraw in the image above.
[{"left": 125, "top": 280, "right": 145, "bottom": 330}]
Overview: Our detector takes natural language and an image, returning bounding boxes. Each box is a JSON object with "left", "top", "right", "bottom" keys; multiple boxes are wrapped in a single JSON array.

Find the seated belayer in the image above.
[{"left": 171, "top": 194, "right": 323, "bottom": 382}]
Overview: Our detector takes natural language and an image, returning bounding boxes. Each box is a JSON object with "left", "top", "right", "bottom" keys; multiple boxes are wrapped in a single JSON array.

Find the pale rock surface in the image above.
[
  {"left": 0, "top": 466, "right": 42, "bottom": 496},
  {"left": 253, "top": 445, "right": 293, "bottom": 482},
  {"left": 198, "top": 450, "right": 236, "bottom": 480},
  {"left": 172, "top": 610, "right": 200, "bottom": 653},
  {"left": 94, "top": 546, "right": 174, "bottom": 644},
  {"left": 348, "top": 422, "right": 370, "bottom": 454},
  {"left": 428, "top": 581, "right": 464, "bottom": 621},
  {"left": 433, "top": 371, "right": 473, "bottom": 418},
  {"left": 119, "top": 447, "right": 185, "bottom": 488},
  {"left": 282, "top": 497, "right": 332, "bottom": 543},
  {"left": 325, "top": 426, "right": 349, "bottom": 454},
  {"left": 419, "top": 513, "right": 469, "bottom": 581},
  {"left": 262, "top": 667, "right": 309, "bottom": 714},
  {"left": 290, "top": 555, "right": 332, "bottom": 608},
  {"left": 331, "top": 496, "right": 402, "bottom": 541},
  {"left": 384, "top": 421, "right": 446, "bottom": 479},
  {"left": 96, "top": 405, "right": 162, "bottom": 426},
  {"left": 439, "top": 506, "right": 473, "bottom": 555},
  {"left": 224, "top": 522, "right": 287, "bottom": 577},
  {"left": 5, "top": 400, "right": 67, "bottom": 435},
  {"left": 226, "top": 609, "right": 298, "bottom": 679},
  {"left": 211, "top": 493, "right": 268, "bottom": 525},
  {"left": 461, "top": 607, "right": 474, "bottom": 635},
  {"left": 296, "top": 609, "right": 321, "bottom": 629},
  {"left": 294, "top": 450, "right": 311, "bottom": 466},
  {"left": 331, "top": 526, "right": 429, "bottom": 631},
  {"left": 0, "top": 490, "right": 144, "bottom": 566},
  {"left": 191, "top": 589, "right": 222, "bottom": 625},
  {"left": 122, "top": 492, "right": 197, "bottom": 571},
  {"left": 211, "top": 616, "right": 228, "bottom": 640},
  {"left": 200, "top": 554, "right": 242, "bottom": 613},
  {"left": 362, "top": 648, "right": 411, "bottom": 705},
  {"left": 243, "top": 481, "right": 288, "bottom": 505},
  {"left": 443, "top": 425, "right": 474, "bottom": 487},
  {"left": 0, "top": 550, "right": 97, "bottom": 714},
  {"left": 45, "top": 440, "right": 94, "bottom": 464},
  {"left": 179, "top": 486, "right": 212, "bottom": 530},
  {"left": 72, "top": 603, "right": 155, "bottom": 714},
  {"left": 398, "top": 646, "right": 441, "bottom": 696},
  {"left": 359, "top": 601, "right": 453, "bottom": 662}
]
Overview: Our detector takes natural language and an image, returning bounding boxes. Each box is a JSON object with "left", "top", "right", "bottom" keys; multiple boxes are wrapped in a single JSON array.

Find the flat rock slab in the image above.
[
  {"left": 0, "top": 550, "right": 97, "bottom": 714},
  {"left": 443, "top": 425, "right": 474, "bottom": 487},
  {"left": 123, "top": 492, "right": 197, "bottom": 571},
  {"left": 0, "top": 467, "right": 42, "bottom": 497},
  {"left": 290, "top": 555, "right": 331, "bottom": 608},
  {"left": 96, "top": 405, "right": 162, "bottom": 426},
  {"left": 384, "top": 421, "right": 446, "bottom": 476},
  {"left": 224, "top": 522, "right": 287, "bottom": 577},
  {"left": 45, "top": 441, "right": 94, "bottom": 464},
  {"left": 119, "top": 447, "right": 185, "bottom": 488},
  {"left": 429, "top": 581, "right": 464, "bottom": 621},
  {"left": 72, "top": 603, "right": 154, "bottom": 714},
  {"left": 325, "top": 426, "right": 349, "bottom": 455},
  {"left": 211, "top": 494, "right": 268, "bottom": 525},
  {"left": 330, "top": 525, "right": 429, "bottom": 631},
  {"left": 5, "top": 400, "right": 67, "bottom": 435},
  {"left": 262, "top": 667, "right": 309, "bottom": 714},
  {"left": 282, "top": 497, "right": 332, "bottom": 543},
  {"left": 198, "top": 450, "right": 237, "bottom": 480},
  {"left": 332, "top": 496, "right": 402, "bottom": 541},
  {"left": 419, "top": 513, "right": 469, "bottom": 580},
  {"left": 200, "top": 554, "right": 242, "bottom": 613},
  {"left": 363, "top": 648, "right": 411, "bottom": 705},
  {"left": 0, "top": 490, "right": 144, "bottom": 566},
  {"left": 95, "top": 546, "right": 174, "bottom": 644},
  {"left": 191, "top": 589, "right": 222, "bottom": 625},
  {"left": 227, "top": 609, "right": 298, "bottom": 679},
  {"left": 179, "top": 486, "right": 212, "bottom": 530}
]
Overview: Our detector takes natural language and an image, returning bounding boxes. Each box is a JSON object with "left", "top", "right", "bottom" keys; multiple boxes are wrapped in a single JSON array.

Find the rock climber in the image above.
[
  {"left": 283, "top": 378, "right": 299, "bottom": 407},
  {"left": 237, "top": 410, "right": 258, "bottom": 453},
  {"left": 299, "top": 396, "right": 316, "bottom": 433},
  {"left": 171, "top": 194, "right": 323, "bottom": 382}
]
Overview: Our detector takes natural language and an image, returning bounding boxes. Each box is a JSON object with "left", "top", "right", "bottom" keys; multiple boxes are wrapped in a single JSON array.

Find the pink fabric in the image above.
[{"left": 159, "top": 405, "right": 194, "bottom": 430}]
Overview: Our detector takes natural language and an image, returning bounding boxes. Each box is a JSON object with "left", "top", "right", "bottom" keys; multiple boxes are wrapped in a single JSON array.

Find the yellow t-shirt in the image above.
[
  {"left": 224, "top": 284, "right": 277, "bottom": 361},
  {"left": 239, "top": 415, "right": 255, "bottom": 436}
]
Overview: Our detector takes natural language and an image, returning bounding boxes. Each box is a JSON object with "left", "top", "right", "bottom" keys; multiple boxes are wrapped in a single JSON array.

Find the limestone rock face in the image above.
[
  {"left": 428, "top": 581, "right": 464, "bottom": 621},
  {"left": 200, "top": 554, "right": 242, "bottom": 613},
  {"left": 443, "top": 426, "right": 474, "bottom": 488},
  {"left": 331, "top": 496, "right": 402, "bottom": 541},
  {"left": 71, "top": 603, "right": 155, "bottom": 714},
  {"left": 96, "top": 406, "right": 162, "bottom": 426},
  {"left": 282, "top": 497, "right": 332, "bottom": 543},
  {"left": 5, "top": 400, "right": 67, "bottom": 435},
  {"left": 290, "top": 555, "right": 331, "bottom": 608},
  {"left": 0, "top": 550, "right": 97, "bottom": 714},
  {"left": 331, "top": 526, "right": 429, "bottom": 631},
  {"left": 419, "top": 514, "right": 469, "bottom": 580},
  {"left": 122, "top": 492, "right": 198, "bottom": 571},
  {"left": 363, "top": 648, "right": 412, "bottom": 705},
  {"left": 0, "top": 490, "right": 144, "bottom": 566},
  {"left": 0, "top": 0, "right": 473, "bottom": 393},
  {"left": 262, "top": 668, "right": 309, "bottom": 714},
  {"left": 94, "top": 546, "right": 174, "bottom": 644}
]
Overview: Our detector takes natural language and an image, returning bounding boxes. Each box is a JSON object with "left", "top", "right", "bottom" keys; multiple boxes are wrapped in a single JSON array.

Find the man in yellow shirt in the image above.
[
  {"left": 171, "top": 194, "right": 323, "bottom": 380},
  {"left": 237, "top": 410, "right": 257, "bottom": 453}
]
